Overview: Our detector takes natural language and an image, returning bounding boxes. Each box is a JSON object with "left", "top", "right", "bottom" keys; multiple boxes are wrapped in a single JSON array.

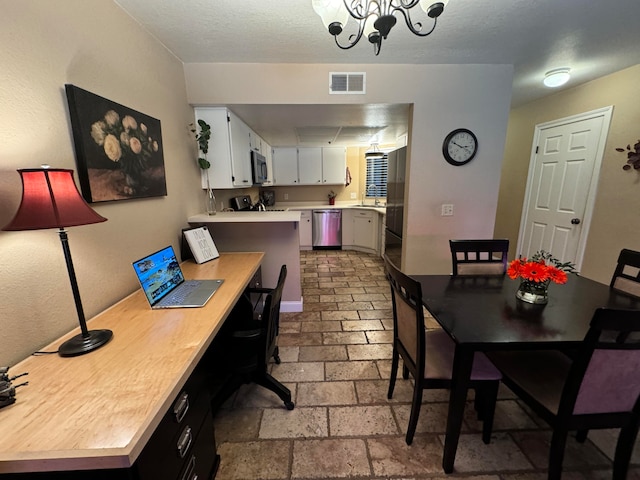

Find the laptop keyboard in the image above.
[{"left": 163, "top": 281, "right": 200, "bottom": 304}]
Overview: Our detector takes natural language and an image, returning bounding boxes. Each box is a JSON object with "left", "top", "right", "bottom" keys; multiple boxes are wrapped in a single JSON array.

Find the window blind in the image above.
[{"left": 365, "top": 155, "right": 388, "bottom": 198}]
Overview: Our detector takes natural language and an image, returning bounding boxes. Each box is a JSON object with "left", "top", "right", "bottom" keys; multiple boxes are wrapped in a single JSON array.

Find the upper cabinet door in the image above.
[
  {"left": 227, "top": 111, "right": 252, "bottom": 187},
  {"left": 195, "top": 107, "right": 234, "bottom": 189},
  {"left": 272, "top": 147, "right": 299, "bottom": 185},
  {"left": 298, "top": 147, "right": 323, "bottom": 185},
  {"left": 322, "top": 147, "right": 346, "bottom": 184}
]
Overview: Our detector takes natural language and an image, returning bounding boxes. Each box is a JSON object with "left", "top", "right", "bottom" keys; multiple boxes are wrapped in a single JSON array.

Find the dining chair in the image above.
[
  {"left": 487, "top": 307, "right": 640, "bottom": 480},
  {"left": 610, "top": 248, "right": 640, "bottom": 297},
  {"left": 449, "top": 239, "right": 509, "bottom": 276},
  {"left": 383, "top": 255, "right": 502, "bottom": 445}
]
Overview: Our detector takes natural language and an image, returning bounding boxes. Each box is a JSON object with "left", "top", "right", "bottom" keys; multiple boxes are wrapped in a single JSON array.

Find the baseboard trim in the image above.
[{"left": 280, "top": 299, "right": 303, "bottom": 313}]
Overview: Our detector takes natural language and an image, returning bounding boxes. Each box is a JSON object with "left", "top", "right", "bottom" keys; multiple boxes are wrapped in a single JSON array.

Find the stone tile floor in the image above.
[{"left": 213, "top": 250, "right": 640, "bottom": 480}]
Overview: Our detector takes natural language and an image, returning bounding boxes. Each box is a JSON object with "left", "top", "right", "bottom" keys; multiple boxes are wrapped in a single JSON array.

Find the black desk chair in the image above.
[
  {"left": 383, "top": 255, "right": 502, "bottom": 445},
  {"left": 487, "top": 308, "right": 640, "bottom": 480},
  {"left": 449, "top": 239, "right": 509, "bottom": 276},
  {"left": 218, "top": 265, "right": 294, "bottom": 410}
]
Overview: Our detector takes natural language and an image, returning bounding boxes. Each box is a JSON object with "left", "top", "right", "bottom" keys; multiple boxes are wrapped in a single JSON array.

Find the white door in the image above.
[{"left": 518, "top": 107, "right": 612, "bottom": 269}]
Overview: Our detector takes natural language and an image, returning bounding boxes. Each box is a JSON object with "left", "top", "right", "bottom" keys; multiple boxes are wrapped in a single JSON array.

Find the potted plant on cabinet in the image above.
[
  {"left": 190, "top": 119, "right": 215, "bottom": 215},
  {"left": 328, "top": 190, "right": 337, "bottom": 205}
]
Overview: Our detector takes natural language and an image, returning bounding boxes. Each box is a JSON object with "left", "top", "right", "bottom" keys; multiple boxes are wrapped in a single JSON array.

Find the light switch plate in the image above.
[{"left": 441, "top": 204, "right": 454, "bottom": 216}]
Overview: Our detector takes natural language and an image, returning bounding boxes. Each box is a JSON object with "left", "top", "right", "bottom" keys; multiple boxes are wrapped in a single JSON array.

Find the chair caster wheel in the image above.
[{"left": 285, "top": 401, "right": 295, "bottom": 410}]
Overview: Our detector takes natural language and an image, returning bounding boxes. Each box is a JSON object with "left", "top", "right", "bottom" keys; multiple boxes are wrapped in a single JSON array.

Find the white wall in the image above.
[
  {"left": 185, "top": 63, "right": 513, "bottom": 273},
  {"left": 0, "top": 1, "right": 201, "bottom": 365}
]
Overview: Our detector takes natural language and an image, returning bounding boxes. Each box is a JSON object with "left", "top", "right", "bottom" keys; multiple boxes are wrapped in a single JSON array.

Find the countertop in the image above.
[
  {"left": 0, "top": 253, "right": 263, "bottom": 474},
  {"left": 189, "top": 204, "right": 386, "bottom": 223}
]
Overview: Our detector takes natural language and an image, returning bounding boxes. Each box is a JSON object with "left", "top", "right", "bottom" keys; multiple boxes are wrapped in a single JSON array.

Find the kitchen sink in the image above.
[{"left": 350, "top": 204, "right": 384, "bottom": 208}]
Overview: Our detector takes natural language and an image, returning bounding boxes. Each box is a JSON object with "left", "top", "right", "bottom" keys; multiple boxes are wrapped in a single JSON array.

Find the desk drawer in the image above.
[{"left": 135, "top": 369, "right": 211, "bottom": 479}]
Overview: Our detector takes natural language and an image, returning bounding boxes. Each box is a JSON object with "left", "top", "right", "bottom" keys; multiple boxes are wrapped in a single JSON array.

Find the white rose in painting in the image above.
[
  {"left": 130, "top": 137, "right": 142, "bottom": 154},
  {"left": 91, "top": 121, "right": 107, "bottom": 146},
  {"left": 152, "top": 140, "right": 158, "bottom": 152},
  {"left": 104, "top": 110, "right": 120, "bottom": 127},
  {"left": 122, "top": 115, "right": 137, "bottom": 131},
  {"left": 120, "top": 131, "right": 130, "bottom": 147},
  {"left": 140, "top": 123, "right": 147, "bottom": 135},
  {"left": 104, "top": 134, "right": 122, "bottom": 162}
]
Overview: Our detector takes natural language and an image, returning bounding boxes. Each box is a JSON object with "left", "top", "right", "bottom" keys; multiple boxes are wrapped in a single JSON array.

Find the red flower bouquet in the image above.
[{"left": 508, "top": 251, "right": 576, "bottom": 304}]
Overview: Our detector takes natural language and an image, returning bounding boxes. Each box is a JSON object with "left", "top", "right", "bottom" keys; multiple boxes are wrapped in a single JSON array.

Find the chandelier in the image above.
[{"left": 312, "top": 0, "right": 448, "bottom": 55}]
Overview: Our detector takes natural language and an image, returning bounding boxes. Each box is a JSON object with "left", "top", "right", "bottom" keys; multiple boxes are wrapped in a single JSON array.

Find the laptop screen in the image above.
[{"left": 132, "top": 246, "right": 185, "bottom": 306}]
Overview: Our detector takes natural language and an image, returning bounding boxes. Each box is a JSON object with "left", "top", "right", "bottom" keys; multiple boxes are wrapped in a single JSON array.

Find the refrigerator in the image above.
[{"left": 384, "top": 146, "right": 406, "bottom": 267}]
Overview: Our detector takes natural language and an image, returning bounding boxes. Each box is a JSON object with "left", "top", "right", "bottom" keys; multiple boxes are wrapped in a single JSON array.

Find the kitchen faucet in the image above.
[{"left": 366, "top": 184, "right": 379, "bottom": 206}]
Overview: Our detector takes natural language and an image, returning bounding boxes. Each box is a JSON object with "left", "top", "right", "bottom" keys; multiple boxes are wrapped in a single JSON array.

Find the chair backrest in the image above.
[
  {"left": 610, "top": 248, "right": 640, "bottom": 298},
  {"left": 262, "top": 265, "right": 287, "bottom": 364},
  {"left": 383, "top": 255, "right": 425, "bottom": 377},
  {"left": 560, "top": 307, "right": 640, "bottom": 417},
  {"left": 449, "top": 239, "right": 509, "bottom": 276}
]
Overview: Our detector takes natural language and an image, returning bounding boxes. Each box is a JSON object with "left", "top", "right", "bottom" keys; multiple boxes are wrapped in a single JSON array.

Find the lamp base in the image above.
[{"left": 58, "top": 329, "right": 113, "bottom": 357}]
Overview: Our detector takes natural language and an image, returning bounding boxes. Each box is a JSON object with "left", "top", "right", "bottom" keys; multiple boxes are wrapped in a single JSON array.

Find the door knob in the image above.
[{"left": 571, "top": 218, "right": 581, "bottom": 225}]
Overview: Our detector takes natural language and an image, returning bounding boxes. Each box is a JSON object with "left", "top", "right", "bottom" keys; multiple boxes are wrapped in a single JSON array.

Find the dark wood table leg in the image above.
[{"left": 442, "top": 345, "right": 474, "bottom": 473}]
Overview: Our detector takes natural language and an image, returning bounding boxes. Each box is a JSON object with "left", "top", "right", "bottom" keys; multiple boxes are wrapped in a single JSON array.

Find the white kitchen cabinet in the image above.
[
  {"left": 344, "top": 209, "right": 379, "bottom": 254},
  {"left": 195, "top": 107, "right": 252, "bottom": 189},
  {"left": 272, "top": 147, "right": 299, "bottom": 185},
  {"left": 321, "top": 147, "right": 347, "bottom": 184},
  {"left": 272, "top": 147, "right": 346, "bottom": 186},
  {"left": 297, "top": 210, "right": 312, "bottom": 249},
  {"left": 298, "top": 147, "right": 323, "bottom": 185}
]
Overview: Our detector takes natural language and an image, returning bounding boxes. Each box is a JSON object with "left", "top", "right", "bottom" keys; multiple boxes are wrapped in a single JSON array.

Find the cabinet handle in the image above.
[
  {"left": 173, "top": 392, "right": 189, "bottom": 423},
  {"left": 180, "top": 454, "right": 197, "bottom": 480},
  {"left": 177, "top": 425, "right": 193, "bottom": 458}
]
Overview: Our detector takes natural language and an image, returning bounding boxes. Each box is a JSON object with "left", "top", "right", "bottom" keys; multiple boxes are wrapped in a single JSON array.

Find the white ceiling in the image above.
[{"left": 115, "top": 0, "right": 640, "bottom": 147}]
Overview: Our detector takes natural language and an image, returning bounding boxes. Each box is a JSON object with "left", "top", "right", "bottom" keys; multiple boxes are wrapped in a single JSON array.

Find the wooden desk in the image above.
[
  {"left": 411, "top": 274, "right": 640, "bottom": 473},
  {"left": 0, "top": 252, "right": 263, "bottom": 476}
]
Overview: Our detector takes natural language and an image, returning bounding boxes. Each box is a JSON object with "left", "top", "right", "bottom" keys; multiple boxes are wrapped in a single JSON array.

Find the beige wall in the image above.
[
  {"left": 0, "top": 1, "right": 201, "bottom": 365},
  {"left": 494, "top": 64, "right": 640, "bottom": 284},
  {"left": 185, "top": 63, "right": 513, "bottom": 274}
]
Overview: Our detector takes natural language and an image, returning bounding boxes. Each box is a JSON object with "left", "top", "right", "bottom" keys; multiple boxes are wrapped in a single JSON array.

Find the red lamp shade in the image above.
[
  {"left": 3, "top": 168, "right": 106, "bottom": 231},
  {"left": 3, "top": 167, "right": 112, "bottom": 357}
]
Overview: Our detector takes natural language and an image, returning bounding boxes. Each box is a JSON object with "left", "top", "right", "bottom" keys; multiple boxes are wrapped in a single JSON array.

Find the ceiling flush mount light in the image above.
[
  {"left": 312, "top": 0, "right": 448, "bottom": 56},
  {"left": 543, "top": 68, "right": 571, "bottom": 88}
]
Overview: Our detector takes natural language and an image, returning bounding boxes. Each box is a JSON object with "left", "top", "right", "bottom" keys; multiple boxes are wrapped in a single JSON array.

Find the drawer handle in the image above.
[
  {"left": 180, "top": 454, "right": 197, "bottom": 480},
  {"left": 177, "top": 425, "right": 193, "bottom": 458},
  {"left": 173, "top": 392, "right": 190, "bottom": 423}
]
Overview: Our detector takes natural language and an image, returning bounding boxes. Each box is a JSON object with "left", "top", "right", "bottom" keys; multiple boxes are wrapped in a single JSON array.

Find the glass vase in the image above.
[
  {"left": 516, "top": 280, "right": 549, "bottom": 305},
  {"left": 204, "top": 174, "right": 216, "bottom": 215}
]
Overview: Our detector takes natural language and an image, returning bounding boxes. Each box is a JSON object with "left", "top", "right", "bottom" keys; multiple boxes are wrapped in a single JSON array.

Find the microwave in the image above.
[{"left": 251, "top": 151, "right": 268, "bottom": 185}]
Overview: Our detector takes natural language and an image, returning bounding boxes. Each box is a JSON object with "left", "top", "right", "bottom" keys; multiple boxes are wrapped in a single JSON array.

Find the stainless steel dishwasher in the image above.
[{"left": 312, "top": 209, "right": 342, "bottom": 249}]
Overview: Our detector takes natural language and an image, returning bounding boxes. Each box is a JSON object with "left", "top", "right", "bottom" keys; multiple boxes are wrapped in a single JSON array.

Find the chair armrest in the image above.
[
  {"left": 231, "top": 328, "right": 264, "bottom": 340},
  {"left": 246, "top": 287, "right": 272, "bottom": 295}
]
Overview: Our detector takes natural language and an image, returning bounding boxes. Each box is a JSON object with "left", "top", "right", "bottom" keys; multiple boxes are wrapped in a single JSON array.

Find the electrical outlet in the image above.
[
  {"left": 284, "top": 193, "right": 289, "bottom": 200},
  {"left": 441, "top": 204, "right": 454, "bottom": 216},
  {"left": 350, "top": 192, "right": 357, "bottom": 199}
]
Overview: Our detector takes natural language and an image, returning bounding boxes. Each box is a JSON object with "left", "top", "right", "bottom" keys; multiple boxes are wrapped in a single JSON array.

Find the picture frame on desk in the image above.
[{"left": 181, "top": 226, "right": 219, "bottom": 264}]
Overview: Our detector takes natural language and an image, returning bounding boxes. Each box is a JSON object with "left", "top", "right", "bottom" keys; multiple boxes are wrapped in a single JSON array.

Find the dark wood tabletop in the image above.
[
  {"left": 409, "top": 273, "right": 640, "bottom": 473},
  {"left": 412, "top": 274, "right": 640, "bottom": 350}
]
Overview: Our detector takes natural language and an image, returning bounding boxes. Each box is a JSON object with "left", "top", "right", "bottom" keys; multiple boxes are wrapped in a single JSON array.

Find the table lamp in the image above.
[{"left": 2, "top": 167, "right": 113, "bottom": 357}]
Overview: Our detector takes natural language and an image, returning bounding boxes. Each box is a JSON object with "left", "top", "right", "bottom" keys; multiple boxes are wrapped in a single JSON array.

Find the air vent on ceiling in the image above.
[{"left": 330, "top": 72, "right": 366, "bottom": 94}]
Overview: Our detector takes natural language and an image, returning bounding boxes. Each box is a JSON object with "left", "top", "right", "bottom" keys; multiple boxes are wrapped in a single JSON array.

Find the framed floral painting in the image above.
[{"left": 65, "top": 84, "right": 167, "bottom": 203}]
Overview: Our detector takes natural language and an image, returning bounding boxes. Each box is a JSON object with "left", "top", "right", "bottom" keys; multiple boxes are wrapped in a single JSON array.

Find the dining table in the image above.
[{"left": 410, "top": 273, "right": 640, "bottom": 473}]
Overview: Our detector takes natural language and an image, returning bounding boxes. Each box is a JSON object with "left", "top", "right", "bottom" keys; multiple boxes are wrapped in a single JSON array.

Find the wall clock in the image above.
[{"left": 442, "top": 128, "right": 478, "bottom": 166}]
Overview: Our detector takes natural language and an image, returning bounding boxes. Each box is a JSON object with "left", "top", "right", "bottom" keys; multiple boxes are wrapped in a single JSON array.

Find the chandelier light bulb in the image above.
[{"left": 543, "top": 68, "right": 571, "bottom": 88}]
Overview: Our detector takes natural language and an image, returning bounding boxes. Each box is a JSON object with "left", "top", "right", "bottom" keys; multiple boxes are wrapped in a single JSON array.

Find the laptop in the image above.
[{"left": 132, "top": 245, "right": 223, "bottom": 309}]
